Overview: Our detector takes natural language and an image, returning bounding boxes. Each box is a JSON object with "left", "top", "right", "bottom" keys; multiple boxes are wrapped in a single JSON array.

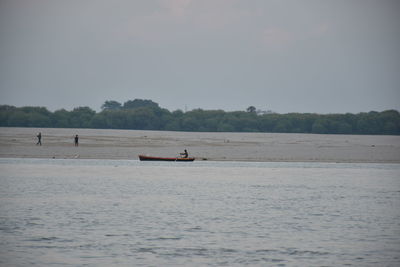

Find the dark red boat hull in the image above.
[{"left": 139, "top": 155, "right": 195, "bottom": 162}]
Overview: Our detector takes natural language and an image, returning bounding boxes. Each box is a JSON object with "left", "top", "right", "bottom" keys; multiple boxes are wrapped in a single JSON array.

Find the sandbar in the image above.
[{"left": 0, "top": 127, "right": 399, "bottom": 163}]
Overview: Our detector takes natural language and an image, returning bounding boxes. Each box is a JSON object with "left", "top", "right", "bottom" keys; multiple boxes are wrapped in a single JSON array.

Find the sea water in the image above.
[{"left": 0, "top": 158, "right": 399, "bottom": 266}]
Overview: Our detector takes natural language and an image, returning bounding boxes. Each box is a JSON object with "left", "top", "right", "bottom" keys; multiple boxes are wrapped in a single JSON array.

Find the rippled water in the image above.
[{"left": 0, "top": 158, "right": 399, "bottom": 266}]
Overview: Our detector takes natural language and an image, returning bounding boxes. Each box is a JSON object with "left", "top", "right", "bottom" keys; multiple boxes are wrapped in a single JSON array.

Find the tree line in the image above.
[{"left": 0, "top": 99, "right": 399, "bottom": 135}]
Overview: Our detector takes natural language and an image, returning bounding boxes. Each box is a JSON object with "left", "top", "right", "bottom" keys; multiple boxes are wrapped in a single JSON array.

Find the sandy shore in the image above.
[{"left": 0, "top": 127, "right": 399, "bottom": 163}]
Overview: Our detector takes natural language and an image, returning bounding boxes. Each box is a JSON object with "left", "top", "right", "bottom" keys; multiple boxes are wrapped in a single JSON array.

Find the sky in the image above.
[{"left": 0, "top": 0, "right": 399, "bottom": 114}]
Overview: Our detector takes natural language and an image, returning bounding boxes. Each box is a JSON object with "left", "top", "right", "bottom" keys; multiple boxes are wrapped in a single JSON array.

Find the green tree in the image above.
[
  {"left": 28, "top": 113, "right": 51, "bottom": 127},
  {"left": 181, "top": 116, "right": 200, "bottom": 131},
  {"left": 103, "top": 110, "right": 127, "bottom": 129},
  {"left": 101, "top": 100, "right": 122, "bottom": 111},
  {"left": 90, "top": 112, "right": 108, "bottom": 129},
  {"left": 123, "top": 99, "right": 159, "bottom": 110},
  {"left": 217, "top": 123, "right": 235, "bottom": 132},
  {"left": 52, "top": 109, "right": 70, "bottom": 128},
  {"left": 69, "top": 107, "right": 96, "bottom": 128},
  {"left": 1, "top": 101, "right": 399, "bottom": 135},
  {"left": 7, "top": 111, "right": 30, "bottom": 126},
  {"left": 311, "top": 119, "right": 328, "bottom": 134},
  {"left": 125, "top": 107, "right": 160, "bottom": 130},
  {"left": 0, "top": 105, "right": 16, "bottom": 126},
  {"left": 379, "top": 110, "right": 400, "bottom": 135},
  {"left": 334, "top": 121, "right": 352, "bottom": 134},
  {"left": 246, "top": 106, "right": 256, "bottom": 113}
]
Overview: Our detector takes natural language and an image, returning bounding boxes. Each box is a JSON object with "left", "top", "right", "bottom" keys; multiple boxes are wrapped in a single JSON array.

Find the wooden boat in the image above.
[{"left": 138, "top": 155, "right": 195, "bottom": 162}]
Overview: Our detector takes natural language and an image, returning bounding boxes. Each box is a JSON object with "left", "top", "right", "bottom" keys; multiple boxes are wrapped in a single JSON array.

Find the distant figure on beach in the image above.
[
  {"left": 180, "top": 149, "right": 188, "bottom": 158},
  {"left": 36, "top": 132, "right": 42, "bottom": 146},
  {"left": 74, "top": 135, "right": 79, "bottom": 146}
]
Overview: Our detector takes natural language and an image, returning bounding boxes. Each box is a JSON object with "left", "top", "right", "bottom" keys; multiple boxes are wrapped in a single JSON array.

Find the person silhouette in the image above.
[
  {"left": 36, "top": 132, "right": 42, "bottom": 146},
  {"left": 180, "top": 149, "right": 188, "bottom": 158},
  {"left": 74, "top": 135, "right": 79, "bottom": 146}
]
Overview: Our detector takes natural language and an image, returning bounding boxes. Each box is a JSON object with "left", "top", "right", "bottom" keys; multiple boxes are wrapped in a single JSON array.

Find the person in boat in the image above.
[
  {"left": 36, "top": 132, "right": 42, "bottom": 146},
  {"left": 74, "top": 134, "right": 79, "bottom": 146},
  {"left": 180, "top": 149, "right": 188, "bottom": 158}
]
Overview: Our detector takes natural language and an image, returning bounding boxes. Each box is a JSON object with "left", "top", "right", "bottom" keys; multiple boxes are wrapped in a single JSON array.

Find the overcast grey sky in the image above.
[{"left": 0, "top": 0, "right": 399, "bottom": 113}]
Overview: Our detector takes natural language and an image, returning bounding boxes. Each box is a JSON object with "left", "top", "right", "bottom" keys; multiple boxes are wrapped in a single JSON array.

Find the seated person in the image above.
[{"left": 180, "top": 149, "right": 188, "bottom": 158}]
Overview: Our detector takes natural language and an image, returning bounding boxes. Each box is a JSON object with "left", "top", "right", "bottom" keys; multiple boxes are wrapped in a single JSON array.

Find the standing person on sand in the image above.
[
  {"left": 74, "top": 135, "right": 79, "bottom": 146},
  {"left": 36, "top": 132, "right": 42, "bottom": 146}
]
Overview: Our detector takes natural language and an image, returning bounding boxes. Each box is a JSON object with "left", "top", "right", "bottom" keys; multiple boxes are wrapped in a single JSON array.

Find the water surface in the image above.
[{"left": 1, "top": 159, "right": 399, "bottom": 266}]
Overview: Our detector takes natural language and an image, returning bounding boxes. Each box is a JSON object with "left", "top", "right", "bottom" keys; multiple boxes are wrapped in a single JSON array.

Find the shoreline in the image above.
[
  {"left": 1, "top": 127, "right": 399, "bottom": 164},
  {"left": 1, "top": 156, "right": 400, "bottom": 165}
]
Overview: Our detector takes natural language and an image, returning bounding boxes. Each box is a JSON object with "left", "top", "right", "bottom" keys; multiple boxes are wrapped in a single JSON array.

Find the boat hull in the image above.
[{"left": 139, "top": 155, "right": 195, "bottom": 162}]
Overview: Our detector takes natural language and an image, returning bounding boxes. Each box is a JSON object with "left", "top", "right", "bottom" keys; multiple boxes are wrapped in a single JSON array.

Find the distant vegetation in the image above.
[{"left": 1, "top": 99, "right": 399, "bottom": 135}]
